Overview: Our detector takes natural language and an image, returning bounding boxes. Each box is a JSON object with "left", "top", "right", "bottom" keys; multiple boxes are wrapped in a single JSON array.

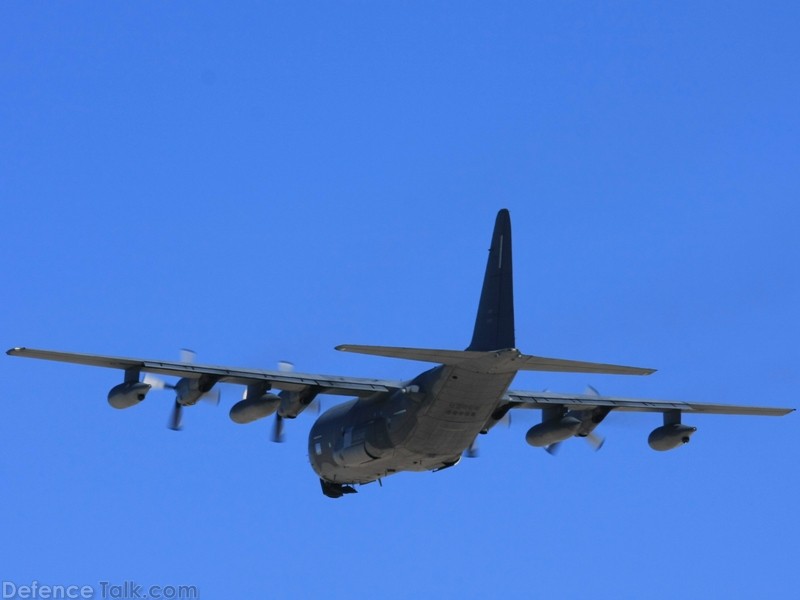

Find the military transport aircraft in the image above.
[{"left": 7, "top": 210, "right": 793, "bottom": 498}]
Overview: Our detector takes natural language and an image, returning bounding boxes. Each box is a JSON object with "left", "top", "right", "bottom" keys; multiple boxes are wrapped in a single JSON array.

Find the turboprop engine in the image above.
[
  {"left": 107, "top": 381, "right": 151, "bottom": 409},
  {"left": 173, "top": 376, "right": 217, "bottom": 406}
]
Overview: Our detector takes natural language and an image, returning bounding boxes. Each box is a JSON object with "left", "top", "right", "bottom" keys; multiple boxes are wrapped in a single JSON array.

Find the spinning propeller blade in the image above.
[
  {"left": 270, "top": 360, "right": 293, "bottom": 442},
  {"left": 583, "top": 385, "right": 606, "bottom": 451},
  {"left": 465, "top": 438, "right": 479, "bottom": 458},
  {"left": 143, "top": 373, "right": 169, "bottom": 390},
  {"left": 168, "top": 400, "right": 183, "bottom": 431},
  {"left": 271, "top": 413, "right": 285, "bottom": 443},
  {"left": 545, "top": 442, "right": 561, "bottom": 455},
  {"left": 145, "top": 349, "right": 219, "bottom": 431},
  {"left": 200, "top": 389, "right": 221, "bottom": 406},
  {"left": 586, "top": 431, "right": 605, "bottom": 451},
  {"left": 545, "top": 385, "right": 607, "bottom": 454}
]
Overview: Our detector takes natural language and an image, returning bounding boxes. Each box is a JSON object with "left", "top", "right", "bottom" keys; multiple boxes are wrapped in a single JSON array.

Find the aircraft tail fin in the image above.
[
  {"left": 467, "top": 209, "right": 515, "bottom": 351},
  {"left": 336, "top": 210, "right": 655, "bottom": 377}
]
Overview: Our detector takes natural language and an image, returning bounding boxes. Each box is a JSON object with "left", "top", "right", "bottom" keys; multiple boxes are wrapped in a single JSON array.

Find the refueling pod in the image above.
[
  {"left": 526, "top": 414, "right": 582, "bottom": 447},
  {"left": 648, "top": 410, "right": 696, "bottom": 451},
  {"left": 648, "top": 424, "right": 697, "bottom": 451},
  {"left": 108, "top": 381, "right": 151, "bottom": 409},
  {"left": 229, "top": 393, "right": 281, "bottom": 424}
]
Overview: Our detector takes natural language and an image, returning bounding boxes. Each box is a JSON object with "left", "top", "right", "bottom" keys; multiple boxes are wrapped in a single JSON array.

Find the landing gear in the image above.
[{"left": 320, "top": 478, "right": 357, "bottom": 499}]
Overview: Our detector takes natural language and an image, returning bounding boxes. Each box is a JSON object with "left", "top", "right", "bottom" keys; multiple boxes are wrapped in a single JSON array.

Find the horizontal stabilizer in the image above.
[
  {"left": 515, "top": 354, "right": 655, "bottom": 376},
  {"left": 335, "top": 345, "right": 655, "bottom": 375},
  {"left": 336, "top": 345, "right": 486, "bottom": 364}
]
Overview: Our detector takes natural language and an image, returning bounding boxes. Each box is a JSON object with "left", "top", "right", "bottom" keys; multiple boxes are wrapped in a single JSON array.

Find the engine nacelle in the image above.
[
  {"left": 173, "top": 377, "right": 208, "bottom": 406},
  {"left": 278, "top": 388, "right": 320, "bottom": 419},
  {"left": 229, "top": 393, "right": 281, "bottom": 424},
  {"left": 107, "top": 381, "right": 151, "bottom": 409},
  {"left": 648, "top": 424, "right": 697, "bottom": 451},
  {"left": 525, "top": 416, "right": 582, "bottom": 447}
]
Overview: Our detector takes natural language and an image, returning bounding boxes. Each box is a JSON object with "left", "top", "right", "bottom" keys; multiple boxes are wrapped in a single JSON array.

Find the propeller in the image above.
[
  {"left": 168, "top": 400, "right": 183, "bottom": 431},
  {"left": 179, "top": 349, "right": 221, "bottom": 404},
  {"left": 271, "top": 413, "right": 285, "bottom": 443},
  {"left": 143, "top": 349, "right": 220, "bottom": 430},
  {"left": 544, "top": 433, "right": 602, "bottom": 455},
  {"left": 544, "top": 386, "right": 607, "bottom": 455},
  {"left": 143, "top": 372, "right": 169, "bottom": 390},
  {"left": 270, "top": 360, "right": 294, "bottom": 443},
  {"left": 581, "top": 385, "right": 606, "bottom": 451},
  {"left": 144, "top": 381, "right": 220, "bottom": 404},
  {"left": 465, "top": 405, "right": 513, "bottom": 458},
  {"left": 464, "top": 438, "right": 480, "bottom": 458},
  {"left": 544, "top": 442, "right": 562, "bottom": 455},
  {"left": 142, "top": 371, "right": 180, "bottom": 430},
  {"left": 585, "top": 431, "right": 605, "bottom": 451}
]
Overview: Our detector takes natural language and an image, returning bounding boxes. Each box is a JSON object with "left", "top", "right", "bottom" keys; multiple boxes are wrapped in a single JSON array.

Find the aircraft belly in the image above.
[
  {"left": 309, "top": 367, "right": 515, "bottom": 485},
  {"left": 405, "top": 367, "right": 514, "bottom": 456}
]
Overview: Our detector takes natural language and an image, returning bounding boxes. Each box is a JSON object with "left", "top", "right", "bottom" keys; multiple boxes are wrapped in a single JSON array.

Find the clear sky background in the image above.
[{"left": 2, "top": 3, "right": 798, "bottom": 599}]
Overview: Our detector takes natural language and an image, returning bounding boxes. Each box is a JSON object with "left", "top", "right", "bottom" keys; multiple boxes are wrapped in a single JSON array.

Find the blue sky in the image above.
[{"left": 2, "top": 3, "right": 798, "bottom": 599}]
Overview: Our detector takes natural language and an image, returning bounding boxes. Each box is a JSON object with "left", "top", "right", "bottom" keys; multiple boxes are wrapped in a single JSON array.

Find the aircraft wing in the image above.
[
  {"left": 504, "top": 389, "right": 794, "bottom": 416},
  {"left": 6, "top": 347, "right": 403, "bottom": 397}
]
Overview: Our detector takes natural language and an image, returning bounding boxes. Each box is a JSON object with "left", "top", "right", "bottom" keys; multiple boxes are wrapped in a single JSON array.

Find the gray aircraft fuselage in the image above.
[
  {"left": 309, "top": 210, "right": 519, "bottom": 493},
  {"left": 309, "top": 359, "right": 516, "bottom": 485}
]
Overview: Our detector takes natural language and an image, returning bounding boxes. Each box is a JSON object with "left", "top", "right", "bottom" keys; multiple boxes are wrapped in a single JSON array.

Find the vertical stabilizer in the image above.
[{"left": 467, "top": 209, "right": 515, "bottom": 351}]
